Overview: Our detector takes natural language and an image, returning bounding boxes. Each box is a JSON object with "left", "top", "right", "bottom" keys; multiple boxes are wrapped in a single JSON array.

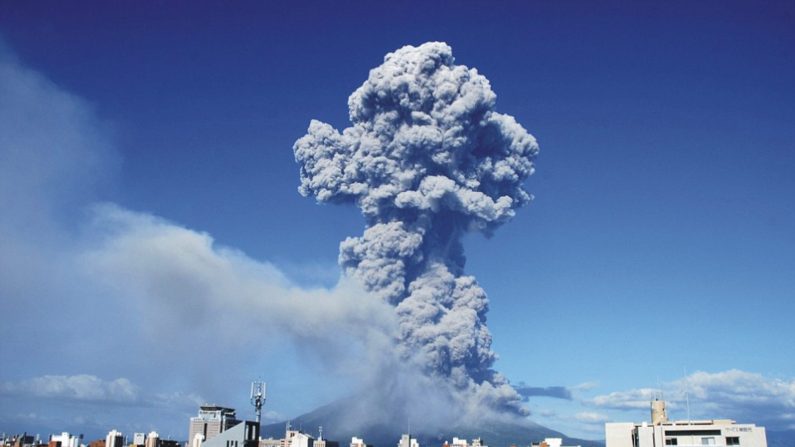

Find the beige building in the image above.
[
  {"left": 605, "top": 400, "right": 767, "bottom": 447},
  {"left": 144, "top": 432, "right": 159, "bottom": 447},
  {"left": 188, "top": 405, "right": 240, "bottom": 447}
]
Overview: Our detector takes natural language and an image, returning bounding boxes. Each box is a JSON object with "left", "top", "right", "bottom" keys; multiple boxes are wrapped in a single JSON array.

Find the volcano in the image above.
[{"left": 261, "top": 397, "right": 602, "bottom": 447}]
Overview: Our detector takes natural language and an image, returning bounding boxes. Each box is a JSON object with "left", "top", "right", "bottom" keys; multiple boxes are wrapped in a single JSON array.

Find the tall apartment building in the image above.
[
  {"left": 605, "top": 399, "right": 767, "bottom": 447},
  {"left": 188, "top": 405, "right": 240, "bottom": 446}
]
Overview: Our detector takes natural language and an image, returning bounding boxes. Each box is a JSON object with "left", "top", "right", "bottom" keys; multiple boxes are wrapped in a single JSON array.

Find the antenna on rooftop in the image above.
[
  {"left": 318, "top": 426, "right": 323, "bottom": 441},
  {"left": 683, "top": 367, "right": 691, "bottom": 424},
  {"left": 250, "top": 380, "right": 267, "bottom": 425}
]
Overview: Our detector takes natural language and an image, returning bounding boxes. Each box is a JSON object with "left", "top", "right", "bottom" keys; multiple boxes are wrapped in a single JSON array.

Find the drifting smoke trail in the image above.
[{"left": 294, "top": 42, "right": 538, "bottom": 414}]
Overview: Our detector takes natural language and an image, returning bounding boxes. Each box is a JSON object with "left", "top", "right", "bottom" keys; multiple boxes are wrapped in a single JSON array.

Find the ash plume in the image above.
[{"left": 294, "top": 42, "right": 539, "bottom": 415}]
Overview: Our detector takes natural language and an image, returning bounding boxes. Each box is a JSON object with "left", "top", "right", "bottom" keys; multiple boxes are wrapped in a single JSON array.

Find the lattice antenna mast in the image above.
[{"left": 250, "top": 380, "right": 267, "bottom": 424}]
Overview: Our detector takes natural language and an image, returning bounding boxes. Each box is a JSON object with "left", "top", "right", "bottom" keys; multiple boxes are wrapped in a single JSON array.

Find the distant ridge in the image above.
[{"left": 261, "top": 397, "right": 603, "bottom": 447}]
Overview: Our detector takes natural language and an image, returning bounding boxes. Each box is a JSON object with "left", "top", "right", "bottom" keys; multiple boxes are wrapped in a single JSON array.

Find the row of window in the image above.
[{"left": 664, "top": 436, "right": 740, "bottom": 445}]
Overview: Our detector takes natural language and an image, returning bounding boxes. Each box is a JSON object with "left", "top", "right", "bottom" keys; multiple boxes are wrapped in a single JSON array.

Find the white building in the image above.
[
  {"left": 350, "top": 438, "right": 368, "bottom": 447},
  {"left": 397, "top": 435, "right": 418, "bottom": 447},
  {"left": 51, "top": 433, "right": 80, "bottom": 447},
  {"left": 446, "top": 438, "right": 488, "bottom": 447},
  {"left": 531, "top": 438, "right": 580, "bottom": 447},
  {"left": 605, "top": 400, "right": 767, "bottom": 447},
  {"left": 133, "top": 434, "right": 146, "bottom": 446},
  {"left": 105, "top": 430, "right": 123, "bottom": 447},
  {"left": 282, "top": 430, "right": 313, "bottom": 447}
]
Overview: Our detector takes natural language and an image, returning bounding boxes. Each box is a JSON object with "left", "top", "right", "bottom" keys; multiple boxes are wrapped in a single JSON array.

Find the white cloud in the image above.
[
  {"left": 0, "top": 375, "right": 205, "bottom": 409},
  {"left": 0, "top": 375, "right": 138, "bottom": 403},
  {"left": 574, "top": 411, "right": 609, "bottom": 423},
  {"left": 588, "top": 369, "right": 795, "bottom": 429},
  {"left": 590, "top": 387, "right": 660, "bottom": 410}
]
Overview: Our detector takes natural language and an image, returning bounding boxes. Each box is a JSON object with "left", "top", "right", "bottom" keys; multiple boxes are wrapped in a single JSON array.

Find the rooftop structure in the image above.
[
  {"left": 201, "top": 421, "right": 259, "bottom": 447},
  {"left": 397, "top": 435, "right": 418, "bottom": 447},
  {"left": 605, "top": 400, "right": 767, "bottom": 447},
  {"left": 189, "top": 405, "right": 240, "bottom": 446}
]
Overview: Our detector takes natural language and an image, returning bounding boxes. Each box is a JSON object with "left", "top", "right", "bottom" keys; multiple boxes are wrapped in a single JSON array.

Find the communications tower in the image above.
[{"left": 250, "top": 380, "right": 267, "bottom": 425}]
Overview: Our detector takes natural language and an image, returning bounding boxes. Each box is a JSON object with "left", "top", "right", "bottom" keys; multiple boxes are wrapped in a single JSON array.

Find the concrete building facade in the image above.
[
  {"left": 200, "top": 422, "right": 258, "bottom": 447},
  {"left": 189, "top": 406, "right": 240, "bottom": 446},
  {"left": 605, "top": 400, "right": 767, "bottom": 447},
  {"left": 105, "top": 431, "right": 123, "bottom": 447}
]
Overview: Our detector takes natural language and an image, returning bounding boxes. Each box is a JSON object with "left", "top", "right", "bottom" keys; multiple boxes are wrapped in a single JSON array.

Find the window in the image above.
[
  {"left": 701, "top": 437, "right": 716, "bottom": 446},
  {"left": 726, "top": 437, "right": 740, "bottom": 446},
  {"left": 665, "top": 439, "right": 678, "bottom": 445}
]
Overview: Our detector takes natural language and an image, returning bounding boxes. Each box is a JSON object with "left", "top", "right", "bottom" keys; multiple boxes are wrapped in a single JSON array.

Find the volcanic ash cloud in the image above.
[{"left": 294, "top": 42, "right": 538, "bottom": 414}]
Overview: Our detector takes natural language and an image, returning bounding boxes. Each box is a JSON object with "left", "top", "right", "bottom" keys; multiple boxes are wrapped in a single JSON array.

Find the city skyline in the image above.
[{"left": 1, "top": 0, "right": 794, "bottom": 442}]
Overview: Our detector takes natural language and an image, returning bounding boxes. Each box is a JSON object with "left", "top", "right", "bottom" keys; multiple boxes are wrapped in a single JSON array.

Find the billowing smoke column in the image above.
[{"left": 294, "top": 42, "right": 538, "bottom": 414}]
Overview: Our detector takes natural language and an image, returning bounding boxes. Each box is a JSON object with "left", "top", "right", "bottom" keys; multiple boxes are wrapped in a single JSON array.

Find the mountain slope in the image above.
[{"left": 261, "top": 398, "right": 602, "bottom": 447}]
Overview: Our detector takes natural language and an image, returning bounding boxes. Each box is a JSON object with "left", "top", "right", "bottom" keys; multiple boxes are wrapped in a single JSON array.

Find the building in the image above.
[
  {"left": 530, "top": 438, "right": 579, "bottom": 447},
  {"left": 144, "top": 433, "right": 159, "bottom": 447},
  {"left": 88, "top": 439, "right": 105, "bottom": 447},
  {"left": 50, "top": 433, "right": 81, "bottom": 447},
  {"left": 4, "top": 434, "right": 38, "bottom": 447},
  {"left": 189, "top": 405, "right": 241, "bottom": 446},
  {"left": 349, "top": 438, "right": 370, "bottom": 447},
  {"left": 312, "top": 430, "right": 337, "bottom": 447},
  {"left": 283, "top": 431, "right": 313, "bottom": 447},
  {"left": 259, "top": 439, "right": 281, "bottom": 447},
  {"left": 105, "top": 431, "right": 123, "bottom": 447},
  {"left": 397, "top": 435, "right": 418, "bottom": 447},
  {"left": 450, "top": 438, "right": 468, "bottom": 447},
  {"left": 443, "top": 438, "right": 488, "bottom": 447},
  {"left": 200, "top": 421, "right": 259, "bottom": 447},
  {"left": 605, "top": 399, "right": 767, "bottom": 447},
  {"left": 132, "top": 434, "right": 145, "bottom": 447}
]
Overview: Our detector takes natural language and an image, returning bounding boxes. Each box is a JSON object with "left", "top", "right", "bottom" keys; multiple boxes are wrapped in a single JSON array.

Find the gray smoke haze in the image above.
[{"left": 294, "top": 42, "right": 539, "bottom": 415}]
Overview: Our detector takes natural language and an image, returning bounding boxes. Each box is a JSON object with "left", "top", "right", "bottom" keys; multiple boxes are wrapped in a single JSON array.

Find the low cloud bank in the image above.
[{"left": 589, "top": 370, "right": 795, "bottom": 430}]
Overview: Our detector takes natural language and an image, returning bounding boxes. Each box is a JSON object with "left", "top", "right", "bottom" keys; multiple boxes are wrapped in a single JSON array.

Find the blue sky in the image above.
[{"left": 1, "top": 0, "right": 794, "bottom": 442}]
